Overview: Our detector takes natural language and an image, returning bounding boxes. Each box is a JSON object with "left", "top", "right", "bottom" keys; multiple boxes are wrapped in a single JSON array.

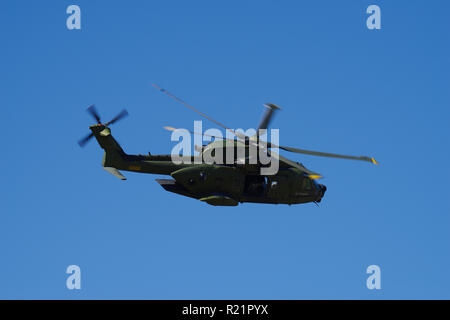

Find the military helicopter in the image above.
[{"left": 78, "top": 85, "right": 378, "bottom": 206}]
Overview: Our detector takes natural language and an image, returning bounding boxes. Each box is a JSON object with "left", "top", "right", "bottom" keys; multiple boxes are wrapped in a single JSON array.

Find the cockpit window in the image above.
[{"left": 302, "top": 178, "right": 312, "bottom": 190}]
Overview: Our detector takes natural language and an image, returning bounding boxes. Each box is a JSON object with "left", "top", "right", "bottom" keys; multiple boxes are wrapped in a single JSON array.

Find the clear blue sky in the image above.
[{"left": 1, "top": 0, "right": 449, "bottom": 299}]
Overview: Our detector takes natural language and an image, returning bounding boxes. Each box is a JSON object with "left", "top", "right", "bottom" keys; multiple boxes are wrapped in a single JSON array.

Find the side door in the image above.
[{"left": 267, "top": 174, "right": 289, "bottom": 202}]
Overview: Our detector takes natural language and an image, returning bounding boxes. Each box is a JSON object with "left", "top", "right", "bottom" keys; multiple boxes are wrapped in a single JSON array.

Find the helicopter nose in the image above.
[
  {"left": 319, "top": 184, "right": 327, "bottom": 196},
  {"left": 313, "top": 184, "right": 326, "bottom": 203}
]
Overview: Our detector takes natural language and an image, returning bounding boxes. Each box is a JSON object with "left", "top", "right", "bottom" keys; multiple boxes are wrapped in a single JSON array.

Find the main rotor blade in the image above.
[
  {"left": 275, "top": 145, "right": 378, "bottom": 165},
  {"left": 78, "top": 132, "right": 94, "bottom": 147},
  {"left": 87, "top": 104, "right": 101, "bottom": 124},
  {"left": 257, "top": 103, "right": 281, "bottom": 133},
  {"left": 106, "top": 109, "right": 129, "bottom": 126},
  {"left": 246, "top": 137, "right": 377, "bottom": 166},
  {"left": 153, "top": 84, "right": 247, "bottom": 141}
]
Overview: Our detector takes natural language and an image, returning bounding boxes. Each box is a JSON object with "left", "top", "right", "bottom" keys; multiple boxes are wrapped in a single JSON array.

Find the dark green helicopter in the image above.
[{"left": 78, "top": 85, "right": 378, "bottom": 206}]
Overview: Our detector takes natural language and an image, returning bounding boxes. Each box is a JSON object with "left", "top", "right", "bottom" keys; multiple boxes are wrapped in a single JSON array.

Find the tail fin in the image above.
[{"left": 90, "top": 125, "right": 127, "bottom": 168}]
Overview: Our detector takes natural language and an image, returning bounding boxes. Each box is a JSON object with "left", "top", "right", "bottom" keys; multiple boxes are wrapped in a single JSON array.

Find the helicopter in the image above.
[{"left": 78, "top": 85, "right": 378, "bottom": 206}]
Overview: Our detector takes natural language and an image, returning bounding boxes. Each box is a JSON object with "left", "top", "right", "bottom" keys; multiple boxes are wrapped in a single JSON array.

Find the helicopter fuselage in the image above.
[{"left": 92, "top": 125, "right": 326, "bottom": 206}]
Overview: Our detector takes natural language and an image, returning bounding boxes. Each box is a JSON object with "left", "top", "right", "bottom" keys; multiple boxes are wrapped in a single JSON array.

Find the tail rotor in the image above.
[{"left": 78, "top": 105, "right": 129, "bottom": 147}]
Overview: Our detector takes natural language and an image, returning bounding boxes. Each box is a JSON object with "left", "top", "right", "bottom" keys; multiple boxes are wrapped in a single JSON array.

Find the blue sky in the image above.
[{"left": 1, "top": 0, "right": 449, "bottom": 299}]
